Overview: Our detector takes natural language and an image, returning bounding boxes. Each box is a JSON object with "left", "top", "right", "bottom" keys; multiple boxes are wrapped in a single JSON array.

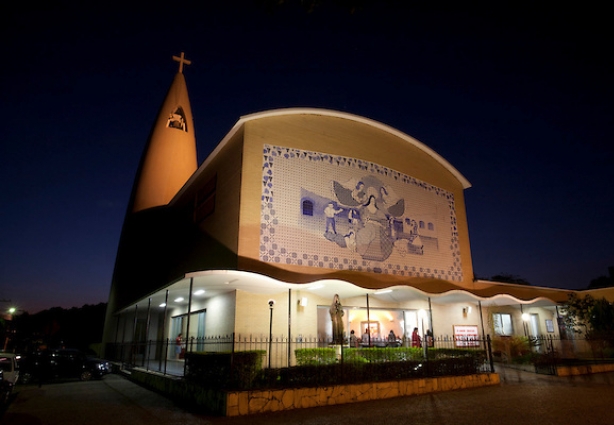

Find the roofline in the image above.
[{"left": 184, "top": 108, "right": 471, "bottom": 194}]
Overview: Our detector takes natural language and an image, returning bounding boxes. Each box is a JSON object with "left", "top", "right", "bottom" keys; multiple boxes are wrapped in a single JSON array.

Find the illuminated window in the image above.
[{"left": 493, "top": 313, "right": 513, "bottom": 336}]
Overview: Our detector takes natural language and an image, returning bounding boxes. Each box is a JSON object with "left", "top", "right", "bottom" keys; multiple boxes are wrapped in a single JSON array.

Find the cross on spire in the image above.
[{"left": 172, "top": 52, "right": 191, "bottom": 74}]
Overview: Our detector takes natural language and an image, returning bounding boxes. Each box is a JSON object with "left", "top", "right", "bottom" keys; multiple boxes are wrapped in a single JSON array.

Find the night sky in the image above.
[{"left": 1, "top": 1, "right": 612, "bottom": 314}]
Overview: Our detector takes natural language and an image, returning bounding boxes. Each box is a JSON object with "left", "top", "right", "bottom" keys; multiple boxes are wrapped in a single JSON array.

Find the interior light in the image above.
[
  {"left": 159, "top": 303, "right": 166, "bottom": 308},
  {"left": 174, "top": 297, "right": 184, "bottom": 302},
  {"left": 194, "top": 289, "right": 205, "bottom": 295}
]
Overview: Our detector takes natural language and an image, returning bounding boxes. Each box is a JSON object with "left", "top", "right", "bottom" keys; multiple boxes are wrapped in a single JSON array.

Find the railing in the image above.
[
  {"left": 106, "top": 333, "right": 495, "bottom": 378},
  {"left": 490, "top": 334, "right": 614, "bottom": 375}
]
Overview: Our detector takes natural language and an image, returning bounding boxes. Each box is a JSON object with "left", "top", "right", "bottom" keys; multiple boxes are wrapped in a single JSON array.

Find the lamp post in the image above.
[{"left": 268, "top": 299, "right": 275, "bottom": 368}]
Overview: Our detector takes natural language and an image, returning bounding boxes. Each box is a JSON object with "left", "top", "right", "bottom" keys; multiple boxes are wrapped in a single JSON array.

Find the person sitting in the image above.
[
  {"left": 361, "top": 328, "right": 370, "bottom": 345},
  {"left": 387, "top": 330, "right": 397, "bottom": 342},
  {"left": 349, "top": 330, "right": 358, "bottom": 348}
]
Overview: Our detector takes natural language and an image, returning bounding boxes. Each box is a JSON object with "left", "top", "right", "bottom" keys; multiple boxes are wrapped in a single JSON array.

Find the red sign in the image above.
[{"left": 453, "top": 325, "right": 480, "bottom": 347}]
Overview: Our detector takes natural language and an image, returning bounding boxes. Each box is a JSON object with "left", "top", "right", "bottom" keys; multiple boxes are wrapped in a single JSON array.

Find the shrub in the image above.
[
  {"left": 294, "top": 348, "right": 337, "bottom": 365},
  {"left": 184, "top": 350, "right": 265, "bottom": 388},
  {"left": 492, "top": 336, "right": 531, "bottom": 363}
]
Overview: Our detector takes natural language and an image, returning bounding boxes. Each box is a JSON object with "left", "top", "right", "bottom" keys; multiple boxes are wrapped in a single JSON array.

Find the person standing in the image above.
[
  {"left": 175, "top": 333, "right": 183, "bottom": 359},
  {"left": 411, "top": 327, "right": 422, "bottom": 347}
]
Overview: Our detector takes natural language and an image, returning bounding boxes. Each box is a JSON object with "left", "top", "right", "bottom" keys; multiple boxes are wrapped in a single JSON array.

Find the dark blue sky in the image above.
[{"left": 1, "top": 1, "right": 612, "bottom": 313}]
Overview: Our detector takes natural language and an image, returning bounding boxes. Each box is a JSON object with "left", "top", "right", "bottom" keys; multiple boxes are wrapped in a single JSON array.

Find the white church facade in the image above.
[{"left": 102, "top": 54, "right": 600, "bottom": 371}]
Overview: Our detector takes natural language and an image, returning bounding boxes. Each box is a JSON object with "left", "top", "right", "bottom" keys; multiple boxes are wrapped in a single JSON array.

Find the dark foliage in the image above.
[
  {"left": 184, "top": 348, "right": 486, "bottom": 391},
  {"left": 490, "top": 274, "right": 531, "bottom": 285},
  {"left": 587, "top": 267, "right": 614, "bottom": 289},
  {"left": 9, "top": 303, "right": 107, "bottom": 353}
]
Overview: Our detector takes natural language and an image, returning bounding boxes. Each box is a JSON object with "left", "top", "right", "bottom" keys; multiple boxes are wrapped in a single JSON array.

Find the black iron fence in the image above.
[
  {"left": 106, "top": 333, "right": 495, "bottom": 379},
  {"left": 490, "top": 334, "right": 614, "bottom": 375}
]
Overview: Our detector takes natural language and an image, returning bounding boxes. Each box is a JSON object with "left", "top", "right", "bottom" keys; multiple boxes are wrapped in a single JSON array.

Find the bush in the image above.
[
  {"left": 492, "top": 336, "right": 531, "bottom": 363},
  {"left": 184, "top": 350, "right": 265, "bottom": 388},
  {"left": 294, "top": 348, "right": 337, "bottom": 365}
]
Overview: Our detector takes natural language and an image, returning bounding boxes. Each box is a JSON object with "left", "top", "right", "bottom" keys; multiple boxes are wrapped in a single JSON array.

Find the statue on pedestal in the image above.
[{"left": 329, "top": 294, "right": 344, "bottom": 344}]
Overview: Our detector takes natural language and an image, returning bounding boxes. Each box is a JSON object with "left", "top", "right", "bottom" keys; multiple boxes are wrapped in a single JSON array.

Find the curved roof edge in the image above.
[
  {"left": 187, "top": 108, "right": 471, "bottom": 192},
  {"left": 240, "top": 108, "right": 471, "bottom": 189}
]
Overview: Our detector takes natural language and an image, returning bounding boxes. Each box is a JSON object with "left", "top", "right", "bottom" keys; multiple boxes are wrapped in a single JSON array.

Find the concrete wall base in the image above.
[
  {"left": 226, "top": 373, "right": 500, "bottom": 416},
  {"left": 556, "top": 363, "right": 614, "bottom": 377}
]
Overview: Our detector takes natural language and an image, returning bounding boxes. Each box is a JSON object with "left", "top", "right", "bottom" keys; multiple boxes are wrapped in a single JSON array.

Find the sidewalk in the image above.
[{"left": 2, "top": 368, "right": 613, "bottom": 425}]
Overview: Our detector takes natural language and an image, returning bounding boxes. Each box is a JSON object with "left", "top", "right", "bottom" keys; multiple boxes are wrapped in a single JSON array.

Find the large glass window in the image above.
[{"left": 493, "top": 313, "right": 513, "bottom": 335}]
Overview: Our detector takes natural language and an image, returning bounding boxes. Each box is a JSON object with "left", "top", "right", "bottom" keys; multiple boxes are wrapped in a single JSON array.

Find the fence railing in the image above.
[
  {"left": 490, "top": 334, "right": 614, "bottom": 375},
  {"left": 105, "top": 333, "right": 495, "bottom": 378}
]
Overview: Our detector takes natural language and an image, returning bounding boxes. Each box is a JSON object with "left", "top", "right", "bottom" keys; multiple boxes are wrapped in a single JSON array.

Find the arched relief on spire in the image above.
[{"left": 167, "top": 106, "right": 188, "bottom": 132}]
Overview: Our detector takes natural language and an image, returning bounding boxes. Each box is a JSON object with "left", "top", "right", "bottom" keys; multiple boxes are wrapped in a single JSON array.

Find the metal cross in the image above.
[{"left": 172, "top": 52, "right": 192, "bottom": 74}]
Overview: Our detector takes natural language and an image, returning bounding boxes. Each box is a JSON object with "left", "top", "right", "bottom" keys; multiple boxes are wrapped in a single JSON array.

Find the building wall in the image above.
[
  {"left": 238, "top": 113, "right": 474, "bottom": 290},
  {"left": 176, "top": 127, "right": 245, "bottom": 254},
  {"left": 234, "top": 290, "right": 290, "bottom": 338}
]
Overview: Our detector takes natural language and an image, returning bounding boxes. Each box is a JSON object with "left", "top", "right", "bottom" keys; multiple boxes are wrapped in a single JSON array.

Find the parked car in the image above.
[
  {"left": 0, "top": 370, "right": 9, "bottom": 405},
  {"left": 20, "top": 349, "right": 110, "bottom": 383},
  {"left": 0, "top": 353, "right": 20, "bottom": 390}
]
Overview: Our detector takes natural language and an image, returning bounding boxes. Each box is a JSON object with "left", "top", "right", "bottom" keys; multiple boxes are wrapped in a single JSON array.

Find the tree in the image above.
[
  {"left": 586, "top": 266, "right": 614, "bottom": 289},
  {"left": 562, "top": 293, "right": 614, "bottom": 340},
  {"left": 9, "top": 303, "right": 107, "bottom": 353},
  {"left": 489, "top": 273, "right": 531, "bottom": 286}
]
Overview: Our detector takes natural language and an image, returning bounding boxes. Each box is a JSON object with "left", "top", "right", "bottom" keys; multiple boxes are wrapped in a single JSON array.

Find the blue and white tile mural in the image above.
[{"left": 260, "top": 145, "right": 463, "bottom": 282}]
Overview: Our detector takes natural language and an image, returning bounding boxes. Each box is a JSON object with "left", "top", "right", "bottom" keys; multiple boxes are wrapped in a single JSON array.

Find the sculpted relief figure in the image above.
[{"left": 329, "top": 294, "right": 344, "bottom": 344}]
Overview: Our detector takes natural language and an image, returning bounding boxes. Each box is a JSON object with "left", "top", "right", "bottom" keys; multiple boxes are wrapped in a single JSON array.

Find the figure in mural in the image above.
[
  {"left": 329, "top": 294, "right": 344, "bottom": 344},
  {"left": 351, "top": 181, "right": 367, "bottom": 204},
  {"left": 331, "top": 175, "right": 406, "bottom": 261},
  {"left": 324, "top": 202, "right": 343, "bottom": 234}
]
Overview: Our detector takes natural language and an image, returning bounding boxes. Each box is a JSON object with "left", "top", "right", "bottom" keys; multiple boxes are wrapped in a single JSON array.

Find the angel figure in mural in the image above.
[
  {"left": 329, "top": 175, "right": 406, "bottom": 262},
  {"left": 329, "top": 294, "right": 344, "bottom": 344}
]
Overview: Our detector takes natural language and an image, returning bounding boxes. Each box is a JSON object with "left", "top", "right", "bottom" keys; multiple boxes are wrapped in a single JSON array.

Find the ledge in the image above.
[{"left": 226, "top": 373, "right": 500, "bottom": 416}]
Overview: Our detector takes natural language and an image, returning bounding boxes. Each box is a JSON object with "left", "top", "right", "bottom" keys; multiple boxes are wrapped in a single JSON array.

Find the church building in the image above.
[{"left": 102, "top": 54, "right": 600, "bottom": 370}]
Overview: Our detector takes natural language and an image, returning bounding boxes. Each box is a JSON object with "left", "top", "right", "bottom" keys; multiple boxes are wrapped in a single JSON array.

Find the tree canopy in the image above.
[
  {"left": 7, "top": 303, "right": 107, "bottom": 354},
  {"left": 489, "top": 273, "right": 531, "bottom": 286},
  {"left": 562, "top": 293, "right": 614, "bottom": 340}
]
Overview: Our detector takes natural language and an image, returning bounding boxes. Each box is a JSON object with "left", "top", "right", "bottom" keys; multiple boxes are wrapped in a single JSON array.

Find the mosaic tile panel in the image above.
[{"left": 260, "top": 145, "right": 463, "bottom": 282}]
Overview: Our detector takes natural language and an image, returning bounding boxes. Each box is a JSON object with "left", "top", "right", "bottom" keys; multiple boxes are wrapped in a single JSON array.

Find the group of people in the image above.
[{"left": 347, "top": 327, "right": 432, "bottom": 348}]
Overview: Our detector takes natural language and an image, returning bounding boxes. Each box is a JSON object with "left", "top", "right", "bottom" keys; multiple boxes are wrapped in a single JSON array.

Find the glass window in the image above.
[{"left": 493, "top": 313, "right": 513, "bottom": 335}]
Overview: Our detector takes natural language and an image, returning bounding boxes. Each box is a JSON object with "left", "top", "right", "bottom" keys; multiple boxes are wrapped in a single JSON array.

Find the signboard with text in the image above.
[{"left": 453, "top": 325, "right": 480, "bottom": 347}]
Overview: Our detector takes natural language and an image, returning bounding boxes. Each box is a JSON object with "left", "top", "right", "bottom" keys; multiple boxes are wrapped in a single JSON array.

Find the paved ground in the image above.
[{"left": 2, "top": 367, "right": 613, "bottom": 425}]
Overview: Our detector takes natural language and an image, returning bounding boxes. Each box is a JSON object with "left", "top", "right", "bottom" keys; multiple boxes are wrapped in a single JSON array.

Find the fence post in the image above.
[
  {"left": 486, "top": 335, "right": 494, "bottom": 373},
  {"left": 548, "top": 335, "right": 557, "bottom": 375},
  {"left": 230, "top": 332, "right": 235, "bottom": 385},
  {"left": 145, "top": 339, "right": 151, "bottom": 371},
  {"left": 163, "top": 338, "right": 168, "bottom": 375}
]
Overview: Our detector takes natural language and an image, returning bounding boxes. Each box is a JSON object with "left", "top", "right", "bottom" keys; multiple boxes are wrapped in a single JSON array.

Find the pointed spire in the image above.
[{"left": 130, "top": 54, "right": 198, "bottom": 213}]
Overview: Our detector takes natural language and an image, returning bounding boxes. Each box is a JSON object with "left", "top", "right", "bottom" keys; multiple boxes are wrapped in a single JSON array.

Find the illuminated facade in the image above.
[{"left": 103, "top": 56, "right": 596, "bottom": 369}]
